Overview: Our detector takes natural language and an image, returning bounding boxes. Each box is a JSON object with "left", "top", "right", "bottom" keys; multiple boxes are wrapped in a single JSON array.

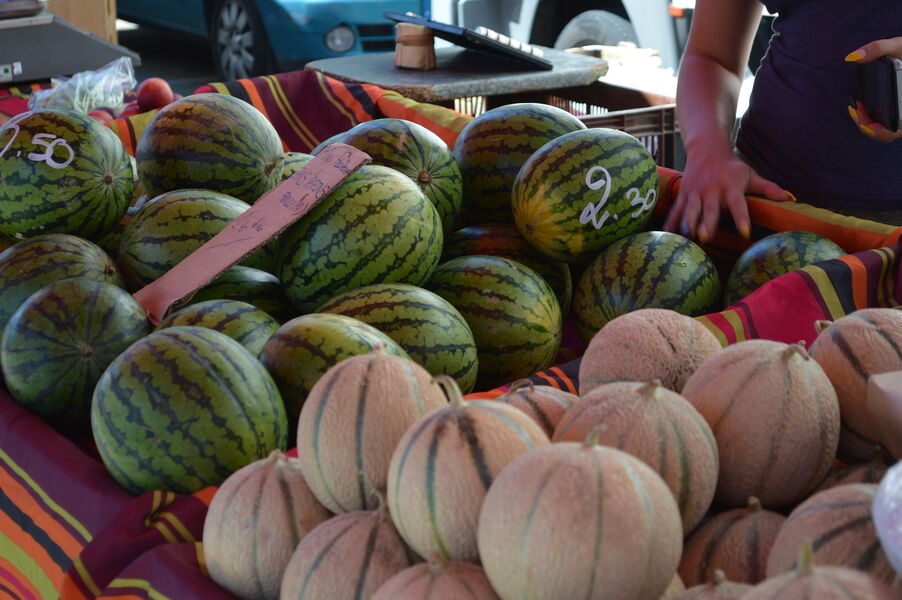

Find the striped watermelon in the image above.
[
  {"left": 331, "top": 119, "right": 462, "bottom": 231},
  {"left": 258, "top": 313, "right": 409, "bottom": 426},
  {"left": 512, "top": 128, "right": 659, "bottom": 263},
  {"left": 279, "top": 152, "right": 313, "bottom": 180},
  {"left": 0, "top": 234, "right": 124, "bottom": 338},
  {"left": 427, "top": 255, "right": 562, "bottom": 389},
  {"left": 185, "top": 266, "right": 297, "bottom": 323},
  {"left": 453, "top": 103, "right": 587, "bottom": 224},
  {"left": 443, "top": 223, "right": 572, "bottom": 317},
  {"left": 316, "top": 283, "right": 479, "bottom": 393},
  {"left": 724, "top": 231, "right": 845, "bottom": 306},
  {"left": 156, "top": 299, "right": 279, "bottom": 356},
  {"left": 118, "top": 189, "right": 277, "bottom": 291},
  {"left": 278, "top": 165, "right": 443, "bottom": 313},
  {"left": 311, "top": 131, "right": 350, "bottom": 155},
  {"left": 136, "top": 94, "right": 283, "bottom": 204},
  {"left": 91, "top": 326, "right": 288, "bottom": 495},
  {"left": 573, "top": 232, "right": 721, "bottom": 341},
  {"left": 0, "top": 110, "right": 133, "bottom": 240},
  {"left": 1, "top": 279, "right": 150, "bottom": 430}
]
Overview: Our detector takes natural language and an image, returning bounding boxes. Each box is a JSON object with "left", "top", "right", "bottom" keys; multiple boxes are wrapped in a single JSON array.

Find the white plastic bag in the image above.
[
  {"left": 874, "top": 460, "right": 902, "bottom": 574},
  {"left": 27, "top": 57, "right": 137, "bottom": 114}
]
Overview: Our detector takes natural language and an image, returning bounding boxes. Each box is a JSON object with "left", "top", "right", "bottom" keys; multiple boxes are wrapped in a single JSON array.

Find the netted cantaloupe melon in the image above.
[{"left": 492, "top": 379, "right": 577, "bottom": 437}]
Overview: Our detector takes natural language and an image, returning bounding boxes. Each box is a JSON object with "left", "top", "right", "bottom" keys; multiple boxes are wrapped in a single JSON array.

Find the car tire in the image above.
[
  {"left": 553, "top": 10, "right": 639, "bottom": 50},
  {"left": 210, "top": 0, "right": 276, "bottom": 80}
]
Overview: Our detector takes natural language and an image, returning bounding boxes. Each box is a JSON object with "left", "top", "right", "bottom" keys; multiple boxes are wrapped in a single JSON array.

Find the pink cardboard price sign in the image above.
[{"left": 133, "top": 143, "right": 371, "bottom": 324}]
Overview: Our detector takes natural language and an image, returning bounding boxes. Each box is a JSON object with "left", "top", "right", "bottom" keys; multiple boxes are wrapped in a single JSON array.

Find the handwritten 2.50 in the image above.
[
  {"left": 579, "top": 166, "right": 656, "bottom": 230},
  {"left": 0, "top": 124, "right": 75, "bottom": 170}
]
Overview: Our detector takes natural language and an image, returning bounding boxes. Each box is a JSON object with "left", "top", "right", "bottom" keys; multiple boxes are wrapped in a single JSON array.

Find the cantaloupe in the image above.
[
  {"left": 372, "top": 560, "right": 499, "bottom": 600},
  {"left": 677, "top": 571, "right": 753, "bottom": 600},
  {"left": 766, "top": 483, "right": 895, "bottom": 584},
  {"left": 662, "top": 575, "right": 686, "bottom": 599},
  {"left": 809, "top": 309, "right": 902, "bottom": 461},
  {"left": 203, "top": 452, "right": 331, "bottom": 600},
  {"left": 296, "top": 352, "right": 447, "bottom": 514},
  {"left": 743, "top": 542, "right": 896, "bottom": 600},
  {"left": 553, "top": 381, "right": 717, "bottom": 533},
  {"left": 679, "top": 497, "right": 785, "bottom": 587},
  {"left": 387, "top": 376, "right": 548, "bottom": 562},
  {"left": 477, "top": 430, "right": 683, "bottom": 600},
  {"left": 815, "top": 456, "right": 888, "bottom": 492},
  {"left": 578, "top": 309, "right": 722, "bottom": 395},
  {"left": 492, "top": 379, "right": 577, "bottom": 437},
  {"left": 279, "top": 506, "right": 414, "bottom": 600},
  {"left": 867, "top": 371, "right": 902, "bottom": 460},
  {"left": 682, "top": 340, "right": 840, "bottom": 508}
]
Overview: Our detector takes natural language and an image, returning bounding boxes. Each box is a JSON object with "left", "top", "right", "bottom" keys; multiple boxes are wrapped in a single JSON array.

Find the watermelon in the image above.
[
  {"left": 136, "top": 94, "right": 283, "bottom": 204},
  {"left": 118, "top": 189, "right": 277, "bottom": 291},
  {"left": 0, "top": 110, "right": 133, "bottom": 240},
  {"left": 258, "top": 313, "right": 409, "bottom": 425},
  {"left": 443, "top": 223, "right": 572, "bottom": 317},
  {"left": 573, "top": 231, "right": 721, "bottom": 341},
  {"left": 278, "top": 165, "right": 443, "bottom": 313},
  {"left": 279, "top": 152, "right": 314, "bottom": 180},
  {"left": 0, "top": 234, "right": 15, "bottom": 254},
  {"left": 331, "top": 119, "right": 462, "bottom": 231},
  {"left": 317, "top": 283, "right": 479, "bottom": 392},
  {"left": 311, "top": 131, "right": 350, "bottom": 155},
  {"left": 0, "top": 234, "right": 124, "bottom": 338},
  {"left": 452, "top": 103, "right": 587, "bottom": 224},
  {"left": 184, "top": 266, "right": 297, "bottom": 323},
  {"left": 91, "top": 326, "right": 288, "bottom": 495},
  {"left": 724, "top": 231, "right": 846, "bottom": 306},
  {"left": 1, "top": 279, "right": 150, "bottom": 430},
  {"left": 427, "top": 255, "right": 562, "bottom": 388},
  {"left": 156, "top": 299, "right": 279, "bottom": 356},
  {"left": 512, "top": 128, "right": 659, "bottom": 263}
]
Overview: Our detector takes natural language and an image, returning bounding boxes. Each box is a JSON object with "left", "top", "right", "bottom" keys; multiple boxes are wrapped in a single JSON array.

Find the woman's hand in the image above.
[
  {"left": 846, "top": 37, "right": 902, "bottom": 143},
  {"left": 663, "top": 145, "right": 792, "bottom": 242}
]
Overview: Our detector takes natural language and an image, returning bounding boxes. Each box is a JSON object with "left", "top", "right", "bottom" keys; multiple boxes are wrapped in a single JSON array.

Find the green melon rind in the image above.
[
  {"left": 443, "top": 223, "right": 573, "bottom": 317},
  {"left": 278, "top": 164, "right": 444, "bottom": 313},
  {"left": 573, "top": 231, "right": 721, "bottom": 342},
  {"left": 0, "top": 234, "right": 125, "bottom": 339},
  {"left": 512, "top": 128, "right": 659, "bottom": 263},
  {"left": 337, "top": 119, "right": 463, "bottom": 232},
  {"left": 1, "top": 279, "right": 151, "bottom": 430},
  {"left": 452, "top": 103, "right": 587, "bottom": 225},
  {"left": 317, "top": 283, "right": 479, "bottom": 393},
  {"left": 426, "top": 255, "right": 562, "bottom": 389},
  {"left": 279, "top": 152, "right": 314, "bottom": 180},
  {"left": 724, "top": 231, "right": 846, "bottom": 306},
  {"left": 258, "top": 313, "right": 410, "bottom": 426},
  {"left": 91, "top": 326, "right": 288, "bottom": 495},
  {"left": 136, "top": 94, "right": 283, "bottom": 204},
  {"left": 0, "top": 110, "right": 133, "bottom": 241},
  {"left": 157, "top": 299, "right": 279, "bottom": 356},
  {"left": 118, "top": 189, "right": 278, "bottom": 291},
  {"left": 183, "top": 266, "right": 297, "bottom": 323}
]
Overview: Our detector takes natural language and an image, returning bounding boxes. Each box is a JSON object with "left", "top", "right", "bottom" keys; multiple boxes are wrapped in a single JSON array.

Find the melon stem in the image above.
[
  {"left": 796, "top": 540, "right": 815, "bottom": 574},
  {"left": 747, "top": 497, "right": 762, "bottom": 513},
  {"left": 434, "top": 375, "right": 465, "bottom": 409},
  {"left": 639, "top": 380, "right": 662, "bottom": 399},
  {"left": 782, "top": 344, "right": 809, "bottom": 361},
  {"left": 713, "top": 570, "right": 727, "bottom": 586},
  {"left": 584, "top": 426, "right": 603, "bottom": 449},
  {"left": 814, "top": 320, "right": 833, "bottom": 335},
  {"left": 427, "top": 552, "right": 447, "bottom": 573},
  {"left": 509, "top": 379, "right": 535, "bottom": 394}
]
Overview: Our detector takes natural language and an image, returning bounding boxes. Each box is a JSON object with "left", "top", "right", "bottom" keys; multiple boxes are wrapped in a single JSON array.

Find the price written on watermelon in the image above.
[
  {"left": 0, "top": 123, "right": 76, "bottom": 170},
  {"left": 579, "top": 166, "right": 656, "bottom": 229}
]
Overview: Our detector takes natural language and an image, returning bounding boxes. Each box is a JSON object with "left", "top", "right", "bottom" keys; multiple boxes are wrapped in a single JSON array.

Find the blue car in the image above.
[{"left": 117, "top": 0, "right": 428, "bottom": 80}]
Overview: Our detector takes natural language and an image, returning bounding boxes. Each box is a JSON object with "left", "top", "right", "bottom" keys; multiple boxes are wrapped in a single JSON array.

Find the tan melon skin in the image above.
[
  {"left": 579, "top": 309, "right": 723, "bottom": 396},
  {"left": 387, "top": 397, "right": 549, "bottom": 562},
  {"left": 279, "top": 509, "right": 414, "bottom": 600},
  {"left": 372, "top": 561, "right": 500, "bottom": 600},
  {"left": 296, "top": 353, "right": 447, "bottom": 514},
  {"left": 493, "top": 380, "right": 577, "bottom": 437},
  {"left": 675, "top": 577, "right": 753, "bottom": 600},
  {"left": 203, "top": 452, "right": 331, "bottom": 600},
  {"left": 553, "top": 381, "right": 718, "bottom": 534},
  {"left": 679, "top": 497, "right": 785, "bottom": 587},
  {"left": 741, "top": 565, "right": 897, "bottom": 600},
  {"left": 661, "top": 574, "right": 686, "bottom": 599},
  {"left": 815, "top": 457, "right": 888, "bottom": 492},
  {"left": 766, "top": 483, "right": 896, "bottom": 584},
  {"left": 477, "top": 443, "right": 683, "bottom": 600},
  {"left": 682, "top": 340, "right": 840, "bottom": 508},
  {"left": 809, "top": 309, "right": 902, "bottom": 461}
]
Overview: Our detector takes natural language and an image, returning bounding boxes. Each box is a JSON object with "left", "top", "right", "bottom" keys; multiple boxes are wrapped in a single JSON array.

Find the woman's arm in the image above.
[{"left": 664, "top": 0, "right": 792, "bottom": 241}]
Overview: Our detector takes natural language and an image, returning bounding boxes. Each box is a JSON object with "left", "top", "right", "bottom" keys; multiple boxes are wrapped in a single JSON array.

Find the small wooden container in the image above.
[{"left": 394, "top": 22, "right": 436, "bottom": 70}]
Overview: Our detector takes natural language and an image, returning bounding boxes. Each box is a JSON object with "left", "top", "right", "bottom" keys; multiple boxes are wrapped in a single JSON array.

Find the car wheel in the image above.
[
  {"left": 210, "top": 0, "right": 275, "bottom": 80},
  {"left": 553, "top": 10, "right": 639, "bottom": 50}
]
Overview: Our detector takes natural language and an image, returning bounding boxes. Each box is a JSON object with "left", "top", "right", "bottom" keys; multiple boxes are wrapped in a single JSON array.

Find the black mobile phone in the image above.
[{"left": 855, "top": 56, "right": 902, "bottom": 133}]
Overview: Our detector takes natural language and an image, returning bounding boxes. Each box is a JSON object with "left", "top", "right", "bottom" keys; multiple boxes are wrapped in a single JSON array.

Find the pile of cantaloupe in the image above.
[{"left": 201, "top": 308, "right": 902, "bottom": 600}]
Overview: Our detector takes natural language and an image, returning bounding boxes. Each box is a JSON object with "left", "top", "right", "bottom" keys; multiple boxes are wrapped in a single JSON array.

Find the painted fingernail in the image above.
[
  {"left": 697, "top": 224, "right": 709, "bottom": 243},
  {"left": 847, "top": 105, "right": 859, "bottom": 123},
  {"left": 786, "top": 191, "right": 797, "bottom": 203},
  {"left": 860, "top": 124, "right": 877, "bottom": 137},
  {"left": 845, "top": 50, "right": 866, "bottom": 62},
  {"left": 739, "top": 223, "right": 751, "bottom": 239}
]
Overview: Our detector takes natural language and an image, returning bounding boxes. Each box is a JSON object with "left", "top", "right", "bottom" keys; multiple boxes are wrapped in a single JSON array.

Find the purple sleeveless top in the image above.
[{"left": 736, "top": 0, "right": 902, "bottom": 211}]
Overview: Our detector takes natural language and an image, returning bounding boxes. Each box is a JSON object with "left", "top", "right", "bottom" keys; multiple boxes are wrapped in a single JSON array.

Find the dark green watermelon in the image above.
[
  {"left": 279, "top": 152, "right": 314, "bottom": 180},
  {"left": 157, "top": 299, "right": 279, "bottom": 356},
  {"left": 184, "top": 266, "right": 297, "bottom": 323},
  {"left": 724, "top": 231, "right": 846, "bottom": 306}
]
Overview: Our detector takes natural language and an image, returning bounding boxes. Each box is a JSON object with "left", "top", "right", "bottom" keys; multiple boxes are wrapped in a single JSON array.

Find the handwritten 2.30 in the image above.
[
  {"left": 0, "top": 124, "right": 75, "bottom": 170},
  {"left": 579, "top": 166, "right": 656, "bottom": 230}
]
